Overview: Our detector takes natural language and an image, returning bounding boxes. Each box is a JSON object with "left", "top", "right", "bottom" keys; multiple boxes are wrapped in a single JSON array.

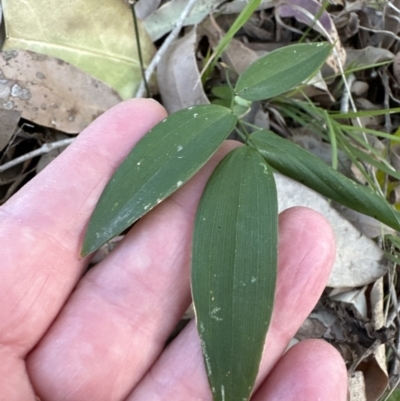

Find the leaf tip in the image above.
[
  {"left": 81, "top": 229, "right": 104, "bottom": 257},
  {"left": 80, "top": 238, "right": 96, "bottom": 258}
]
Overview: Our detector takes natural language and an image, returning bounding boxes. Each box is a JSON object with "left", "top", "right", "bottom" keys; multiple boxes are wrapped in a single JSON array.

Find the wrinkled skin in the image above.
[{"left": 0, "top": 99, "right": 347, "bottom": 401}]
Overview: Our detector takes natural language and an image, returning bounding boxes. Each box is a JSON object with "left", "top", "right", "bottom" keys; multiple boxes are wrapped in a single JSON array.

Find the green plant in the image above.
[
  {"left": 271, "top": 98, "right": 400, "bottom": 198},
  {"left": 81, "top": 42, "right": 400, "bottom": 401},
  {"left": 385, "top": 388, "right": 400, "bottom": 401}
]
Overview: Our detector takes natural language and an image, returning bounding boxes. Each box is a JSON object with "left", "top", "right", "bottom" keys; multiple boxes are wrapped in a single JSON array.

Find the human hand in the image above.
[{"left": 0, "top": 99, "right": 347, "bottom": 401}]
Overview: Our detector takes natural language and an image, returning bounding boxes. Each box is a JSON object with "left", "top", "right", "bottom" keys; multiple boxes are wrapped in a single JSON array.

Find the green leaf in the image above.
[
  {"left": 235, "top": 42, "right": 332, "bottom": 101},
  {"left": 2, "top": 0, "right": 155, "bottom": 99},
  {"left": 82, "top": 105, "right": 237, "bottom": 256},
  {"left": 192, "top": 146, "right": 278, "bottom": 401},
  {"left": 211, "top": 85, "right": 233, "bottom": 102},
  {"left": 330, "top": 107, "right": 400, "bottom": 120},
  {"left": 250, "top": 130, "right": 400, "bottom": 231}
]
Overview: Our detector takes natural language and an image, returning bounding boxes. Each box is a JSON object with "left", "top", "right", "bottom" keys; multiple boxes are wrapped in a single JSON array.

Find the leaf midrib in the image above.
[
  {"left": 230, "top": 149, "right": 246, "bottom": 398},
  {"left": 244, "top": 50, "right": 323, "bottom": 88},
  {"left": 6, "top": 37, "right": 140, "bottom": 65}
]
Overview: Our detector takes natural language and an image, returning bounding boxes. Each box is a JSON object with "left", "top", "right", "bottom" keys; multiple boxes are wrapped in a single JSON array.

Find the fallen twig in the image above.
[
  {"left": 135, "top": 0, "right": 199, "bottom": 98},
  {"left": 0, "top": 138, "right": 74, "bottom": 173}
]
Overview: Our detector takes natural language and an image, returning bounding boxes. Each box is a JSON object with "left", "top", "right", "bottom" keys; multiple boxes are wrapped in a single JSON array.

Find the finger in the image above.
[
  {"left": 125, "top": 207, "right": 336, "bottom": 401},
  {"left": 0, "top": 349, "right": 36, "bottom": 401},
  {"left": 0, "top": 99, "right": 167, "bottom": 401},
  {"left": 252, "top": 339, "right": 347, "bottom": 401},
  {"left": 0, "top": 99, "right": 167, "bottom": 353},
  {"left": 27, "top": 141, "right": 241, "bottom": 401}
]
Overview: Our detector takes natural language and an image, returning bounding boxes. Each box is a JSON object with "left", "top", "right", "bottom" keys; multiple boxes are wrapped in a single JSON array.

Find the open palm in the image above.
[{"left": 0, "top": 99, "right": 346, "bottom": 401}]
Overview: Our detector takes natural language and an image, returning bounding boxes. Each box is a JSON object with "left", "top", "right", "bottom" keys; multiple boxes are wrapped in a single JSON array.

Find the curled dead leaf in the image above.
[
  {"left": 220, "top": 0, "right": 276, "bottom": 13},
  {"left": 143, "top": 0, "right": 226, "bottom": 41},
  {"left": 200, "top": 17, "right": 259, "bottom": 75},
  {"left": 345, "top": 47, "right": 394, "bottom": 69},
  {"left": 134, "top": 0, "right": 162, "bottom": 20},
  {"left": 276, "top": 0, "right": 346, "bottom": 76},
  {"left": 0, "top": 109, "right": 20, "bottom": 151},
  {"left": 157, "top": 28, "right": 209, "bottom": 113},
  {"left": 393, "top": 52, "right": 400, "bottom": 85}
]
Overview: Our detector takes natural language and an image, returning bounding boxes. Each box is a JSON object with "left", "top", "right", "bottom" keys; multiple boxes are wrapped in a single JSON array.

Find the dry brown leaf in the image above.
[
  {"left": 200, "top": 17, "right": 259, "bottom": 75},
  {"left": 295, "top": 308, "right": 338, "bottom": 341},
  {"left": 157, "top": 27, "right": 209, "bottom": 114},
  {"left": 325, "top": 281, "right": 390, "bottom": 401},
  {"left": 135, "top": 0, "right": 162, "bottom": 20},
  {"left": 0, "top": 159, "right": 24, "bottom": 186},
  {"left": 2, "top": 0, "right": 155, "bottom": 99},
  {"left": 335, "top": 11, "right": 360, "bottom": 42},
  {"left": 241, "top": 15, "right": 275, "bottom": 41},
  {"left": 0, "top": 50, "right": 121, "bottom": 133},
  {"left": 331, "top": 288, "right": 367, "bottom": 317},
  {"left": 357, "top": 278, "right": 388, "bottom": 401},
  {"left": 276, "top": 0, "right": 346, "bottom": 76},
  {"left": 376, "top": 0, "right": 400, "bottom": 49},
  {"left": 393, "top": 52, "right": 400, "bottom": 85},
  {"left": 0, "top": 174, "right": 26, "bottom": 203},
  {"left": 0, "top": 109, "right": 20, "bottom": 151},
  {"left": 0, "top": 148, "right": 30, "bottom": 204},
  {"left": 349, "top": 371, "right": 367, "bottom": 401},
  {"left": 333, "top": 203, "right": 394, "bottom": 239},
  {"left": 345, "top": 47, "right": 394, "bottom": 69},
  {"left": 220, "top": 0, "right": 276, "bottom": 13},
  {"left": 291, "top": 70, "right": 334, "bottom": 104},
  {"left": 144, "top": 0, "right": 226, "bottom": 41},
  {"left": 358, "top": 357, "right": 389, "bottom": 401},
  {"left": 275, "top": 174, "right": 386, "bottom": 287},
  {"left": 221, "top": 38, "right": 259, "bottom": 75}
]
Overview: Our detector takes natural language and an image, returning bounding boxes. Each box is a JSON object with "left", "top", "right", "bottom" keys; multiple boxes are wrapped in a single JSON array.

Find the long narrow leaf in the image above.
[
  {"left": 82, "top": 105, "right": 237, "bottom": 255},
  {"left": 330, "top": 107, "right": 400, "bottom": 120},
  {"left": 338, "top": 124, "right": 400, "bottom": 142},
  {"left": 192, "top": 146, "right": 278, "bottom": 401},
  {"left": 235, "top": 42, "right": 332, "bottom": 101},
  {"left": 208, "top": 0, "right": 262, "bottom": 68},
  {"left": 250, "top": 130, "right": 400, "bottom": 231},
  {"left": 342, "top": 134, "right": 400, "bottom": 181}
]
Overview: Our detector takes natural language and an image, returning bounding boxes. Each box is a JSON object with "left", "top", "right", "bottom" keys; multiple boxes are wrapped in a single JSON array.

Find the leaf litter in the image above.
[
  {"left": 0, "top": 50, "right": 121, "bottom": 133},
  {"left": 1, "top": 1, "right": 400, "bottom": 400},
  {"left": 2, "top": 0, "right": 155, "bottom": 99}
]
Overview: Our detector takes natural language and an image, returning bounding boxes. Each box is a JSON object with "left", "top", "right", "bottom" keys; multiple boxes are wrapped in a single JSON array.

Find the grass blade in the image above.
[
  {"left": 202, "top": 0, "right": 263, "bottom": 81},
  {"left": 251, "top": 130, "right": 400, "bottom": 231}
]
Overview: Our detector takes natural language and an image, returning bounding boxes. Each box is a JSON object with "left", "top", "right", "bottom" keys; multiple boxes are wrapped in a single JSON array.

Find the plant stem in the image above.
[
  {"left": 223, "top": 66, "right": 235, "bottom": 111},
  {"left": 235, "top": 127, "right": 248, "bottom": 143},
  {"left": 241, "top": 120, "right": 263, "bottom": 131},
  {"left": 200, "top": 0, "right": 263, "bottom": 82},
  {"left": 130, "top": 0, "right": 150, "bottom": 98},
  {"left": 238, "top": 120, "right": 251, "bottom": 144}
]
